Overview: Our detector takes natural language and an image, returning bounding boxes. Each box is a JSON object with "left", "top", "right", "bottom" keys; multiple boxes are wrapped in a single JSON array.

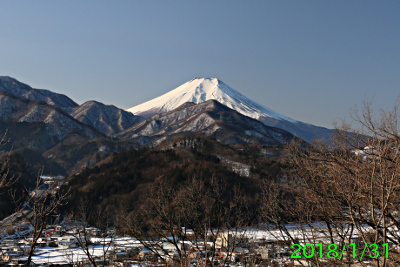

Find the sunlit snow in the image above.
[{"left": 127, "top": 78, "right": 297, "bottom": 123}]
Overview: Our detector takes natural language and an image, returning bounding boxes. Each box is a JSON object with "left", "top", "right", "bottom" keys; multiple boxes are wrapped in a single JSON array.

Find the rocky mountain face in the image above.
[
  {"left": 0, "top": 77, "right": 142, "bottom": 175},
  {"left": 0, "top": 91, "right": 112, "bottom": 175},
  {"left": 71, "top": 101, "right": 143, "bottom": 136},
  {"left": 128, "top": 77, "right": 334, "bottom": 141},
  {"left": 0, "top": 76, "right": 143, "bottom": 137},
  {"left": 0, "top": 91, "right": 98, "bottom": 142},
  {"left": 117, "top": 100, "right": 297, "bottom": 146},
  {"left": 0, "top": 76, "right": 78, "bottom": 113}
]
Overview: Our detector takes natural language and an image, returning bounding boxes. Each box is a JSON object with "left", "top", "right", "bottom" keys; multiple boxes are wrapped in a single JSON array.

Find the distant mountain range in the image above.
[
  {"left": 0, "top": 76, "right": 78, "bottom": 113},
  {"left": 0, "top": 76, "right": 142, "bottom": 137},
  {"left": 0, "top": 75, "right": 334, "bottom": 174},
  {"left": 0, "top": 76, "right": 142, "bottom": 175}
]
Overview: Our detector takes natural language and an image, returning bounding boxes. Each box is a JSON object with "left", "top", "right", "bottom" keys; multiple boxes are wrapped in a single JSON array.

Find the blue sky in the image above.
[{"left": 1, "top": 1, "right": 399, "bottom": 128}]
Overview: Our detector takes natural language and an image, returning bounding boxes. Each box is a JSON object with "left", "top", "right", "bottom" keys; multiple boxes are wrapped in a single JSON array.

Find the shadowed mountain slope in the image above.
[
  {"left": 118, "top": 100, "right": 297, "bottom": 146},
  {"left": 0, "top": 76, "right": 78, "bottom": 113},
  {"left": 71, "top": 100, "right": 142, "bottom": 136}
]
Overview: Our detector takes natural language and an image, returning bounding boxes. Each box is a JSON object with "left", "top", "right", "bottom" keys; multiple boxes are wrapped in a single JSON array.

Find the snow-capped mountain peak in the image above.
[{"left": 127, "top": 77, "right": 297, "bottom": 123}]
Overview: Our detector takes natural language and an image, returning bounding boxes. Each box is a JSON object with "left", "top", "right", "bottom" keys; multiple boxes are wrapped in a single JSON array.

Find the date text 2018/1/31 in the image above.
[{"left": 291, "top": 243, "right": 389, "bottom": 261}]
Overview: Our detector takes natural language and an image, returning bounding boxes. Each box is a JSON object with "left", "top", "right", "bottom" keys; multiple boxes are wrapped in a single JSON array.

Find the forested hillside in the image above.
[
  {"left": 0, "top": 153, "right": 36, "bottom": 219},
  {"left": 61, "top": 136, "right": 285, "bottom": 226}
]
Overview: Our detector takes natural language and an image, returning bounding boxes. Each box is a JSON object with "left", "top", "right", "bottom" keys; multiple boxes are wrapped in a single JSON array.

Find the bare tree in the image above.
[
  {"left": 66, "top": 199, "right": 114, "bottom": 267},
  {"left": 262, "top": 98, "right": 400, "bottom": 266},
  {"left": 119, "top": 175, "right": 253, "bottom": 266},
  {"left": 12, "top": 173, "right": 68, "bottom": 266},
  {"left": 0, "top": 131, "right": 17, "bottom": 190}
]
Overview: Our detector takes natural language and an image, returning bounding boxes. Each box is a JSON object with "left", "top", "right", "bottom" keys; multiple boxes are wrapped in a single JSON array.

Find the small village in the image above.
[
  {"left": 0, "top": 221, "right": 295, "bottom": 267},
  {"left": 0, "top": 175, "right": 379, "bottom": 267},
  {"left": 0, "top": 219, "right": 378, "bottom": 267}
]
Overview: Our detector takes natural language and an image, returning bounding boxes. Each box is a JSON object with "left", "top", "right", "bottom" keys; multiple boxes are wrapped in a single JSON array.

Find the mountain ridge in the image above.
[
  {"left": 117, "top": 99, "right": 297, "bottom": 146},
  {"left": 0, "top": 76, "right": 78, "bottom": 113},
  {"left": 0, "top": 91, "right": 99, "bottom": 141},
  {"left": 71, "top": 100, "right": 143, "bottom": 136},
  {"left": 128, "top": 77, "right": 333, "bottom": 141},
  {"left": 0, "top": 76, "right": 143, "bottom": 136}
]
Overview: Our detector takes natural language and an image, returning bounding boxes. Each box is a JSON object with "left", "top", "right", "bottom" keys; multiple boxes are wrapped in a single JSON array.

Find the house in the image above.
[
  {"left": 162, "top": 241, "right": 181, "bottom": 253},
  {"left": 215, "top": 233, "right": 249, "bottom": 250},
  {"left": 220, "top": 247, "right": 248, "bottom": 263},
  {"left": 1, "top": 252, "right": 20, "bottom": 263},
  {"left": 254, "top": 247, "right": 274, "bottom": 259},
  {"left": 57, "top": 236, "right": 78, "bottom": 248},
  {"left": 112, "top": 251, "right": 129, "bottom": 261},
  {"left": 138, "top": 248, "right": 155, "bottom": 260}
]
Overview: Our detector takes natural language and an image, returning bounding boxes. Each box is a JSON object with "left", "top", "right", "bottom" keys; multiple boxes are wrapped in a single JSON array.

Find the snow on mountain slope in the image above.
[
  {"left": 128, "top": 78, "right": 297, "bottom": 123},
  {"left": 0, "top": 76, "right": 78, "bottom": 113},
  {"left": 119, "top": 100, "right": 296, "bottom": 146},
  {"left": 128, "top": 78, "right": 334, "bottom": 142},
  {"left": 0, "top": 91, "right": 98, "bottom": 141},
  {"left": 71, "top": 101, "right": 143, "bottom": 136}
]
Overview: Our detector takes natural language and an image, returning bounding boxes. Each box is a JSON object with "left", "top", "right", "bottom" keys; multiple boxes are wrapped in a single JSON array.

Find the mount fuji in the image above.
[{"left": 128, "top": 78, "right": 333, "bottom": 141}]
